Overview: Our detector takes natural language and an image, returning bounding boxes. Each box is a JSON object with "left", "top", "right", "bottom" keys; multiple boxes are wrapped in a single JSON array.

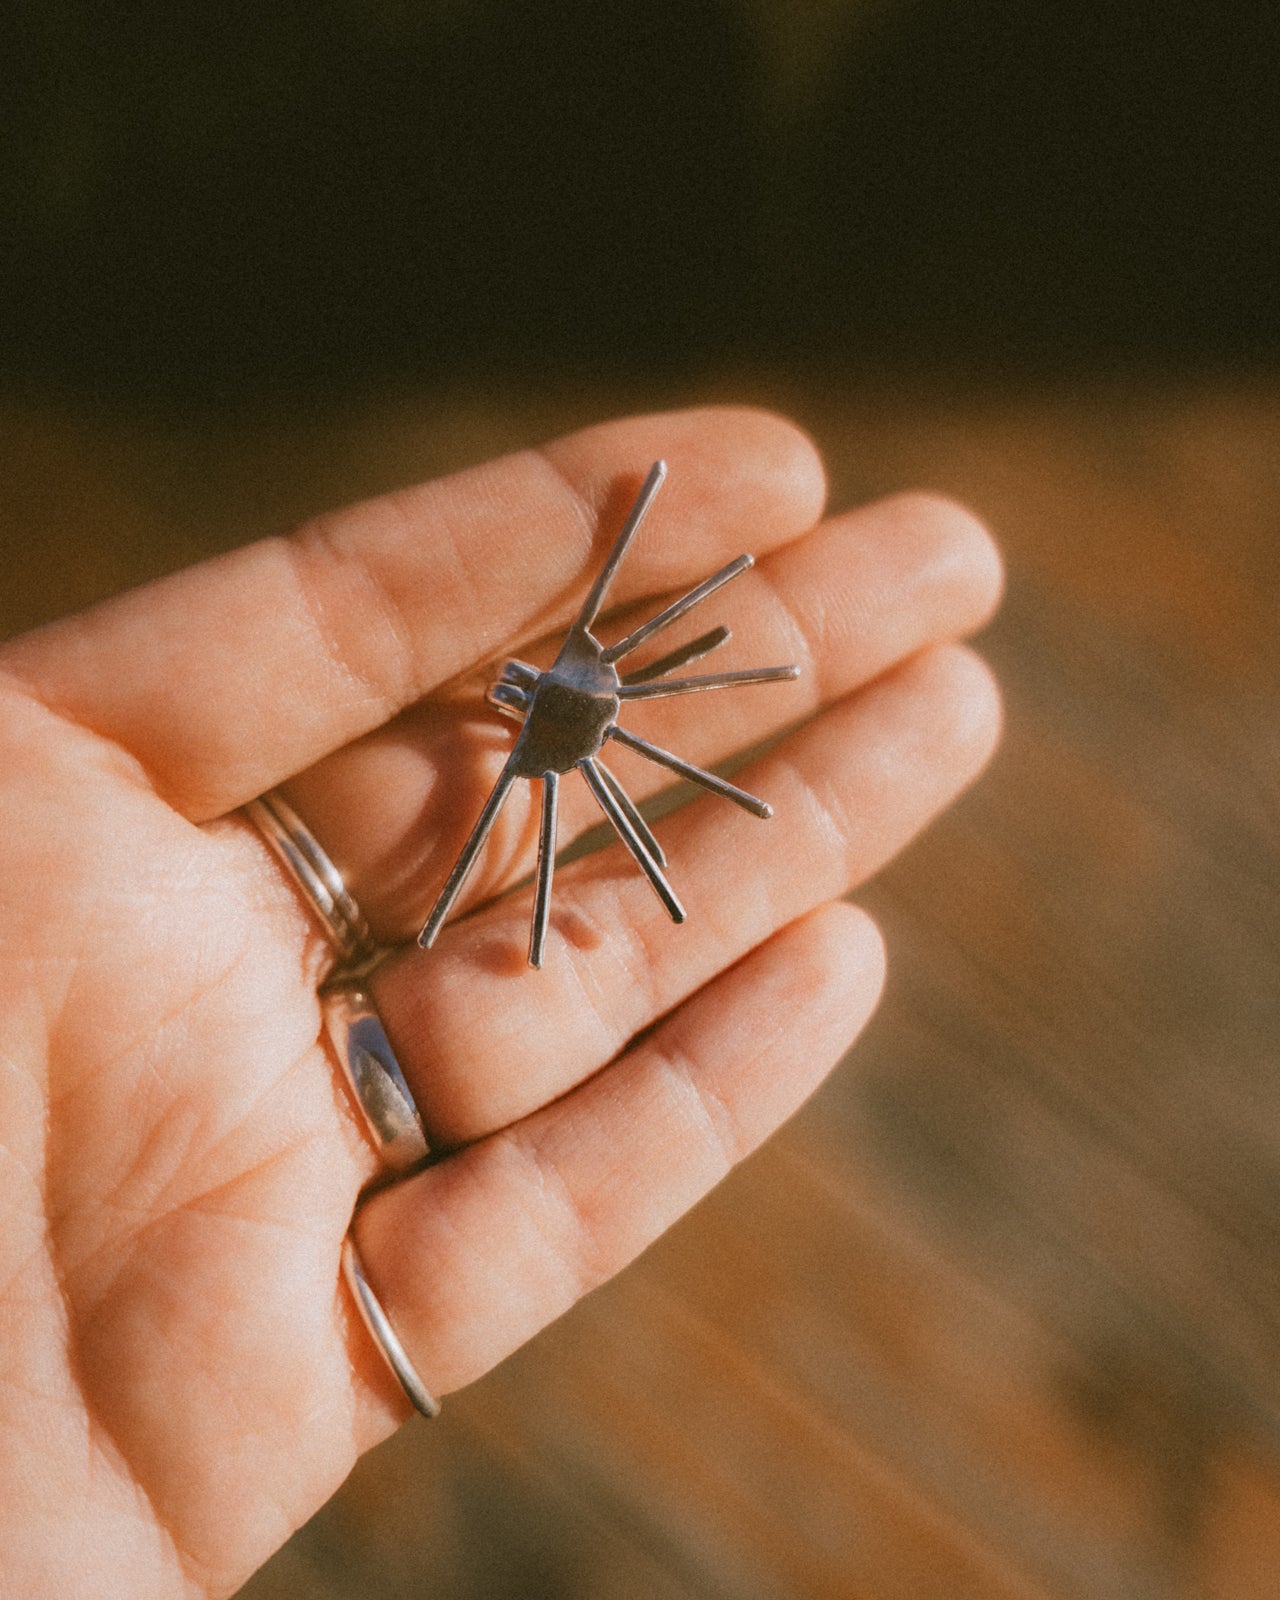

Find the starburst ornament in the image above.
[{"left": 419, "top": 460, "right": 799, "bottom": 966}]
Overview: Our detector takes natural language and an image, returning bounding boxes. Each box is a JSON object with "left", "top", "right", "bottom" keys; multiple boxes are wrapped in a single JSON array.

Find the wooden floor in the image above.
[{"left": 3, "top": 373, "right": 1277, "bottom": 1599}]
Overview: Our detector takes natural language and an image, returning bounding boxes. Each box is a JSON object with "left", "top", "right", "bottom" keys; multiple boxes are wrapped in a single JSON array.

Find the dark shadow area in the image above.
[
  {"left": 801, "top": 0, "right": 1280, "bottom": 371},
  {"left": 0, "top": 0, "right": 763, "bottom": 399},
  {"left": 1, "top": 0, "right": 1277, "bottom": 401}
]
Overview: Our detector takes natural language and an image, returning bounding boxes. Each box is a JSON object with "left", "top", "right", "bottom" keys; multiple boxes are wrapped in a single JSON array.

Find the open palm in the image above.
[{"left": 0, "top": 409, "right": 1001, "bottom": 1598}]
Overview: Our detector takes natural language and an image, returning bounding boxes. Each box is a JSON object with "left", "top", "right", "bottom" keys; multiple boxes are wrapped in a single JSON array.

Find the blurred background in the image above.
[{"left": 2, "top": 2, "right": 1279, "bottom": 1596}]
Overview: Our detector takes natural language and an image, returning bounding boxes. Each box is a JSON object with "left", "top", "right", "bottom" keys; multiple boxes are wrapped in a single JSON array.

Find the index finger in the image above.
[{"left": 0, "top": 408, "right": 825, "bottom": 820}]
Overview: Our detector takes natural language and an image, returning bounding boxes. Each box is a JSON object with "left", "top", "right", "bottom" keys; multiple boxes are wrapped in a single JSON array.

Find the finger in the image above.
[
  {"left": 369, "top": 642, "right": 1000, "bottom": 1148},
  {"left": 282, "top": 492, "right": 1002, "bottom": 940},
  {"left": 0, "top": 408, "right": 825, "bottom": 820},
  {"left": 350, "top": 900, "right": 885, "bottom": 1401}
]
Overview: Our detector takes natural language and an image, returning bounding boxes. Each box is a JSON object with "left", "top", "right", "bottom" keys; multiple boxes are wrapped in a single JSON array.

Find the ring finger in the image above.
[{"left": 366, "top": 641, "right": 1001, "bottom": 1149}]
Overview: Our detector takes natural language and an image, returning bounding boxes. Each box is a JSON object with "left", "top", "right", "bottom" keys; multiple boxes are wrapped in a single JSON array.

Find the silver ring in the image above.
[
  {"left": 324, "top": 987, "right": 429, "bottom": 1173},
  {"left": 244, "top": 789, "right": 428, "bottom": 1168},
  {"left": 244, "top": 790, "right": 371, "bottom": 963},
  {"left": 342, "top": 1237, "right": 440, "bottom": 1418}
]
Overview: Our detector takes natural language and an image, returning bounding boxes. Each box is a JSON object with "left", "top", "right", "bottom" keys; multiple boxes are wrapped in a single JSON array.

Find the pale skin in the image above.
[{"left": 0, "top": 408, "right": 1003, "bottom": 1598}]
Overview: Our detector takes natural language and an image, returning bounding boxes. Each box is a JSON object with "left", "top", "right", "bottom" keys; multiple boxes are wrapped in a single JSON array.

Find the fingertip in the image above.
[
  {"left": 598, "top": 404, "right": 828, "bottom": 538},
  {"left": 783, "top": 899, "right": 887, "bottom": 1048},
  {"left": 910, "top": 641, "right": 1005, "bottom": 781},
  {"left": 717, "top": 406, "right": 828, "bottom": 535},
  {"left": 872, "top": 491, "right": 1005, "bottom": 633},
  {"left": 817, "top": 898, "right": 888, "bottom": 1005}
]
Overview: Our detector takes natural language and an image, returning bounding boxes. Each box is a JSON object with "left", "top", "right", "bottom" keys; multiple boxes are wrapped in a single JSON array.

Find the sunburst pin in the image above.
[{"left": 419, "top": 461, "right": 799, "bottom": 965}]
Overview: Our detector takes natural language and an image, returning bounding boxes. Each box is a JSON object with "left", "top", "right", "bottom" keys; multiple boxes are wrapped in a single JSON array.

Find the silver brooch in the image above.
[{"left": 419, "top": 461, "right": 799, "bottom": 965}]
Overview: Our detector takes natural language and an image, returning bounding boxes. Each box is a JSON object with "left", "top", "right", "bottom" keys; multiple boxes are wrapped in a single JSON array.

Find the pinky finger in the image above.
[{"left": 347, "top": 900, "right": 886, "bottom": 1412}]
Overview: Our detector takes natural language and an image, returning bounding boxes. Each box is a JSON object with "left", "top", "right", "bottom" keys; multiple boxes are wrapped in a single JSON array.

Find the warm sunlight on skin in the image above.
[{"left": 0, "top": 408, "right": 1002, "bottom": 1597}]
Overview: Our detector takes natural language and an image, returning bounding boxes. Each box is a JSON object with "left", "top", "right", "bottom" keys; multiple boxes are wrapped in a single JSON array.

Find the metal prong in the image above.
[
  {"left": 529, "top": 771, "right": 558, "bottom": 968},
  {"left": 497, "top": 659, "right": 541, "bottom": 692},
  {"left": 419, "top": 761, "right": 519, "bottom": 947},
  {"left": 596, "top": 758, "right": 665, "bottom": 867},
  {"left": 575, "top": 460, "right": 667, "bottom": 633},
  {"left": 580, "top": 758, "right": 685, "bottom": 923},
  {"left": 607, "top": 724, "right": 773, "bottom": 818},
  {"left": 616, "top": 665, "right": 799, "bottom": 702},
  {"left": 487, "top": 681, "right": 530, "bottom": 722},
  {"left": 602, "top": 554, "right": 752, "bottom": 665},
  {"left": 621, "top": 625, "right": 731, "bottom": 687}
]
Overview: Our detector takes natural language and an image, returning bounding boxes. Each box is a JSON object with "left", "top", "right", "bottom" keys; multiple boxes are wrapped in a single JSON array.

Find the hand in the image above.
[{"left": 0, "top": 408, "right": 1001, "bottom": 1597}]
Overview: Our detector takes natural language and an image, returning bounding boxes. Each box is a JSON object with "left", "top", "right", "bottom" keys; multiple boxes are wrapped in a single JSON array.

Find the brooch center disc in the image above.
[
  {"left": 512, "top": 633, "right": 620, "bottom": 777},
  {"left": 514, "top": 680, "right": 619, "bottom": 775}
]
